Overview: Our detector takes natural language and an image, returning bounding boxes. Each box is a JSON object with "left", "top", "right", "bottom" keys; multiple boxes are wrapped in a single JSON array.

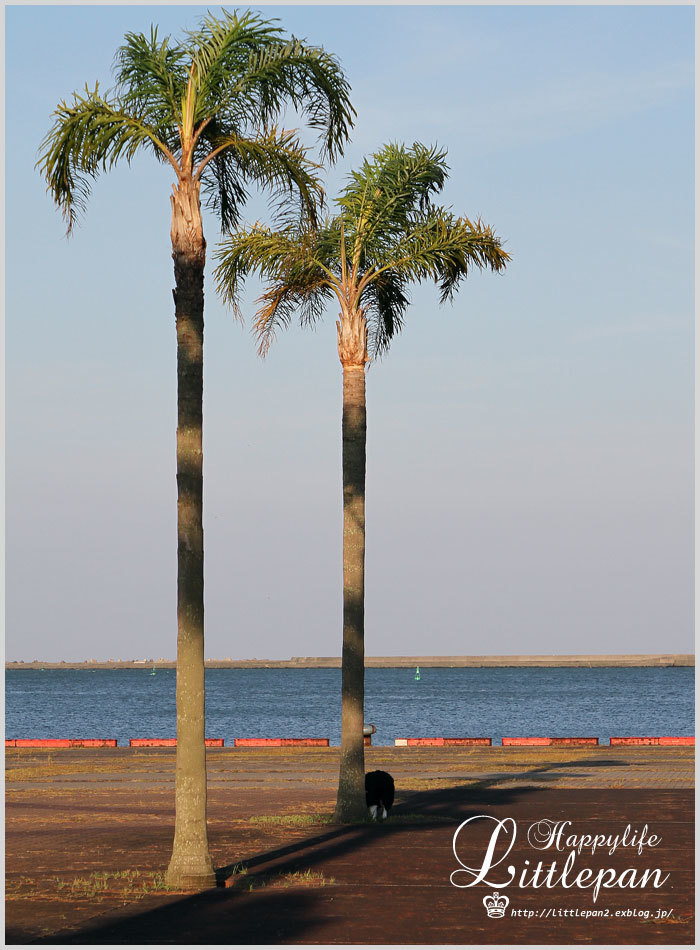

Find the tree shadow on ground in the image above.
[
  {"left": 393, "top": 755, "right": 630, "bottom": 818},
  {"left": 217, "top": 754, "right": 628, "bottom": 876},
  {"left": 8, "top": 888, "right": 324, "bottom": 945}
]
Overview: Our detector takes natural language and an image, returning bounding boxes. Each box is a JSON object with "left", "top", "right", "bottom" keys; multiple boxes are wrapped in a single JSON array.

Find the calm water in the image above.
[{"left": 5, "top": 667, "right": 694, "bottom": 746}]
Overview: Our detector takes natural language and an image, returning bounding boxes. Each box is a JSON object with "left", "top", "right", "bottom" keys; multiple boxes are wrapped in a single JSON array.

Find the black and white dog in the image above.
[{"left": 365, "top": 770, "right": 394, "bottom": 821}]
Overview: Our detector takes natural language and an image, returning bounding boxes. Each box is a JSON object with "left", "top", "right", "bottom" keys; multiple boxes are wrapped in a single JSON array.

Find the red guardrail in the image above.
[
  {"left": 70, "top": 739, "right": 117, "bottom": 747},
  {"left": 610, "top": 736, "right": 694, "bottom": 746},
  {"left": 6, "top": 735, "right": 693, "bottom": 749},
  {"left": 129, "top": 738, "right": 224, "bottom": 747},
  {"left": 502, "top": 737, "right": 599, "bottom": 746},
  {"left": 234, "top": 738, "right": 329, "bottom": 747},
  {"left": 10, "top": 739, "right": 69, "bottom": 748},
  {"left": 394, "top": 737, "right": 492, "bottom": 746},
  {"left": 6, "top": 739, "right": 117, "bottom": 748}
]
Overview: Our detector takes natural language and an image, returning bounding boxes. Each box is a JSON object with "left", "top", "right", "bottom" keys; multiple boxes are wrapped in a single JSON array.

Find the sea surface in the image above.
[{"left": 5, "top": 667, "right": 694, "bottom": 746}]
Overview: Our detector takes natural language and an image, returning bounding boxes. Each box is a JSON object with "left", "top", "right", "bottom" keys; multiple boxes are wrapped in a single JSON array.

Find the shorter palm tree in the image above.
[{"left": 214, "top": 142, "right": 510, "bottom": 821}]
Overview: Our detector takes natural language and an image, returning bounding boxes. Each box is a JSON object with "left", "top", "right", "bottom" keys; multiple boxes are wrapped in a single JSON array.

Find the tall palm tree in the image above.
[
  {"left": 214, "top": 142, "right": 510, "bottom": 821},
  {"left": 37, "top": 8, "right": 354, "bottom": 887}
]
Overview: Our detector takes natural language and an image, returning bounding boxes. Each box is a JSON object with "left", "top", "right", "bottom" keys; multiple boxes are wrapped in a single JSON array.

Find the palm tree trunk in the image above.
[
  {"left": 165, "top": 180, "right": 215, "bottom": 888},
  {"left": 333, "top": 311, "right": 368, "bottom": 822}
]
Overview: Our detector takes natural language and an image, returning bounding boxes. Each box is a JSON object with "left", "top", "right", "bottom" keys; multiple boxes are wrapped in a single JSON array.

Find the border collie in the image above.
[{"left": 365, "top": 769, "right": 394, "bottom": 821}]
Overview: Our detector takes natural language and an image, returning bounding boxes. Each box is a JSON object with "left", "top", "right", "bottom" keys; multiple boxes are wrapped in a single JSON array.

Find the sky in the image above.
[{"left": 5, "top": 4, "right": 694, "bottom": 662}]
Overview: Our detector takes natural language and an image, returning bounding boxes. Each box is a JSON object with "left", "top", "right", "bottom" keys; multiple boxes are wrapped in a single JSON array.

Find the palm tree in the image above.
[
  {"left": 214, "top": 142, "right": 510, "bottom": 821},
  {"left": 37, "top": 8, "right": 354, "bottom": 888}
]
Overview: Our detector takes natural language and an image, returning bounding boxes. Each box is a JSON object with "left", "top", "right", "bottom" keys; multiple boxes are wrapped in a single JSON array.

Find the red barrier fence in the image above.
[
  {"left": 234, "top": 738, "right": 281, "bottom": 747},
  {"left": 128, "top": 738, "right": 224, "bottom": 747},
  {"left": 444, "top": 737, "right": 492, "bottom": 746},
  {"left": 610, "top": 736, "right": 695, "bottom": 746},
  {"left": 394, "top": 737, "right": 492, "bottom": 746},
  {"left": 9, "top": 739, "right": 69, "bottom": 748},
  {"left": 502, "top": 737, "right": 599, "bottom": 746},
  {"left": 6, "top": 739, "right": 118, "bottom": 748},
  {"left": 234, "top": 738, "right": 329, "bottom": 747},
  {"left": 6, "top": 735, "right": 693, "bottom": 749},
  {"left": 70, "top": 739, "right": 117, "bottom": 748},
  {"left": 281, "top": 738, "right": 329, "bottom": 746},
  {"left": 129, "top": 738, "right": 177, "bottom": 747}
]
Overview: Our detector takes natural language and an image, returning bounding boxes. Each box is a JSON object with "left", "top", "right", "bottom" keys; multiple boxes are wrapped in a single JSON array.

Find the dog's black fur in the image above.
[{"left": 365, "top": 769, "right": 395, "bottom": 820}]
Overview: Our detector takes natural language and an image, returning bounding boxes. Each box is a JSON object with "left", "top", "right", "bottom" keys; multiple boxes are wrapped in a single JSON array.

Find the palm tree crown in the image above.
[
  {"left": 214, "top": 142, "right": 509, "bottom": 357},
  {"left": 38, "top": 8, "right": 355, "bottom": 233}
]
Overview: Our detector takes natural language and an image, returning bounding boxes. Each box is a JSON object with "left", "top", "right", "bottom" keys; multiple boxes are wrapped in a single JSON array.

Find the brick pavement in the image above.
[{"left": 5, "top": 746, "right": 695, "bottom": 944}]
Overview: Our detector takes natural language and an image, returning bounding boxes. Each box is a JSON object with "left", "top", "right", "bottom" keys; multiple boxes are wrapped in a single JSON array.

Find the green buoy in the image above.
[{"left": 414, "top": 665, "right": 421, "bottom": 681}]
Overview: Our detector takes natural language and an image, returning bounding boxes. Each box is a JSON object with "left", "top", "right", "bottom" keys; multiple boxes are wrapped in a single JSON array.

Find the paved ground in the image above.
[{"left": 5, "top": 746, "right": 695, "bottom": 944}]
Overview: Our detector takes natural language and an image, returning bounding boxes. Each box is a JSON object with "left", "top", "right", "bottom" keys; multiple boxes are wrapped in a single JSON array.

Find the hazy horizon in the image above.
[{"left": 7, "top": 652, "right": 694, "bottom": 663}]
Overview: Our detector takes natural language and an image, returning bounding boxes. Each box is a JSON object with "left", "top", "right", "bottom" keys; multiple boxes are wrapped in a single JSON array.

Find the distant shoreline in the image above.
[{"left": 5, "top": 654, "right": 694, "bottom": 670}]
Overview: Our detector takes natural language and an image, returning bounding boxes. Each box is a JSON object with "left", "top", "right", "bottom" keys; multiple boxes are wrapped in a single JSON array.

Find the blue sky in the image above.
[{"left": 6, "top": 5, "right": 694, "bottom": 661}]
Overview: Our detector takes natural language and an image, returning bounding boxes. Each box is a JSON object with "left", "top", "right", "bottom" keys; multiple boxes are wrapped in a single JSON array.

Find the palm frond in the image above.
[
  {"left": 186, "top": 9, "right": 282, "bottom": 123},
  {"left": 200, "top": 126, "right": 250, "bottom": 234},
  {"left": 236, "top": 38, "right": 355, "bottom": 162},
  {"left": 113, "top": 26, "right": 187, "bottom": 136},
  {"left": 185, "top": 10, "right": 354, "bottom": 162},
  {"left": 214, "top": 223, "right": 328, "bottom": 305},
  {"left": 338, "top": 142, "right": 449, "bottom": 257},
  {"left": 187, "top": 8, "right": 282, "bottom": 93},
  {"left": 435, "top": 215, "right": 510, "bottom": 302},
  {"left": 197, "top": 126, "right": 324, "bottom": 232},
  {"left": 37, "top": 83, "right": 174, "bottom": 232},
  {"left": 214, "top": 221, "right": 336, "bottom": 354},
  {"left": 360, "top": 271, "right": 410, "bottom": 359},
  {"left": 253, "top": 280, "right": 335, "bottom": 356},
  {"left": 365, "top": 208, "right": 509, "bottom": 300}
]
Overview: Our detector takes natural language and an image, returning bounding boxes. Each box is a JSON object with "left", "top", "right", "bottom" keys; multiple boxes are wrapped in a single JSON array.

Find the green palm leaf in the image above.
[
  {"left": 254, "top": 280, "right": 335, "bottom": 355},
  {"left": 114, "top": 26, "right": 188, "bottom": 124},
  {"left": 367, "top": 210, "right": 508, "bottom": 292},
  {"left": 215, "top": 223, "right": 332, "bottom": 304},
  {"left": 338, "top": 142, "right": 449, "bottom": 255},
  {"left": 360, "top": 271, "right": 409, "bottom": 357},
  {"left": 37, "top": 84, "right": 175, "bottom": 232},
  {"left": 197, "top": 126, "right": 323, "bottom": 232},
  {"left": 186, "top": 9, "right": 354, "bottom": 162},
  {"left": 214, "top": 221, "right": 339, "bottom": 353},
  {"left": 186, "top": 8, "right": 282, "bottom": 93}
]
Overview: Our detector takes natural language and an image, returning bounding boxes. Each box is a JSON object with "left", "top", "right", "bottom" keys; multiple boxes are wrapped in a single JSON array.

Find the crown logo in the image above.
[{"left": 483, "top": 891, "right": 509, "bottom": 918}]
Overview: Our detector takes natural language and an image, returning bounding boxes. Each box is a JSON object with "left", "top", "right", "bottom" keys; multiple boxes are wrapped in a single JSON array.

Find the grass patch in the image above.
[
  {"left": 248, "top": 813, "right": 334, "bottom": 827},
  {"left": 6, "top": 869, "right": 176, "bottom": 902},
  {"left": 278, "top": 869, "right": 334, "bottom": 888},
  {"left": 245, "top": 810, "right": 453, "bottom": 827},
  {"left": 6, "top": 760, "right": 133, "bottom": 782},
  {"left": 227, "top": 866, "right": 335, "bottom": 892}
]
